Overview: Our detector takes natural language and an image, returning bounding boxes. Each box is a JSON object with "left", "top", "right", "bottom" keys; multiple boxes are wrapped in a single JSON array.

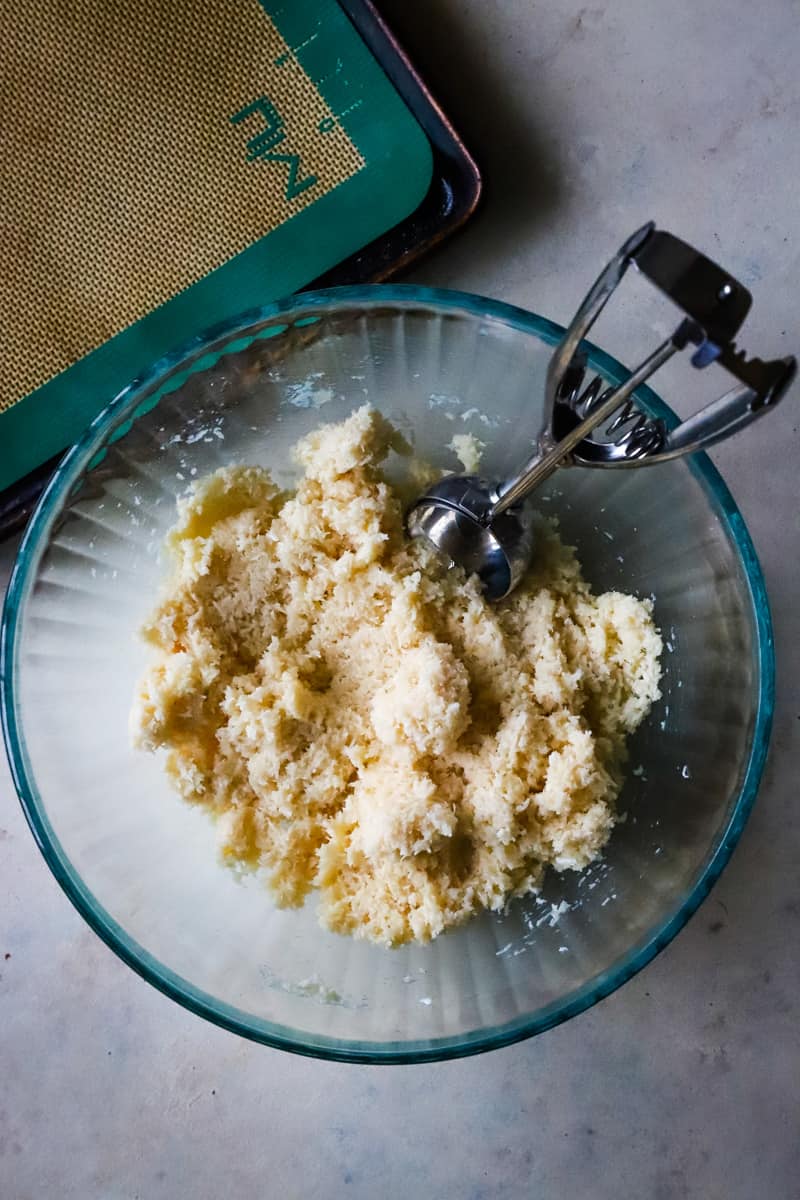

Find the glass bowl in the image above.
[{"left": 1, "top": 286, "right": 772, "bottom": 1062}]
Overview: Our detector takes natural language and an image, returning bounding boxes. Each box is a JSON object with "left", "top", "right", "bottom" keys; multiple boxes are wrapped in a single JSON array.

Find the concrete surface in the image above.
[{"left": 2, "top": 1, "right": 798, "bottom": 1196}]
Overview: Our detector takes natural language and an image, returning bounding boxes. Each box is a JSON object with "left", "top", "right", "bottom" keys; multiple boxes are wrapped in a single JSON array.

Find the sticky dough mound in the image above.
[{"left": 132, "top": 406, "right": 662, "bottom": 947}]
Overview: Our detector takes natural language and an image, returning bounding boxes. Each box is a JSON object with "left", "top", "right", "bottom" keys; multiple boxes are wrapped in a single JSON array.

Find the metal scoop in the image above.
[{"left": 407, "top": 223, "right": 796, "bottom": 599}]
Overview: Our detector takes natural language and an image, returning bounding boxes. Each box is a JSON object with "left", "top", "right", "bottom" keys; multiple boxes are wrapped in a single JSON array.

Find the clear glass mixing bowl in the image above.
[{"left": 1, "top": 287, "right": 772, "bottom": 1062}]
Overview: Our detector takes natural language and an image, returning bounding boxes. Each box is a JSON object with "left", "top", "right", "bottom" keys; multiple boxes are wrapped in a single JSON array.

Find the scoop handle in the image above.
[{"left": 488, "top": 338, "right": 677, "bottom": 519}]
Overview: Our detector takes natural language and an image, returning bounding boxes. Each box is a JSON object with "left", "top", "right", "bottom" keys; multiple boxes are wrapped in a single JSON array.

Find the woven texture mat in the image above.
[{"left": 1, "top": 0, "right": 364, "bottom": 411}]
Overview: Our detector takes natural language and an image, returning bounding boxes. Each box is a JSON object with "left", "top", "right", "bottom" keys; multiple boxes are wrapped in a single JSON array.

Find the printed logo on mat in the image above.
[
  {"left": 231, "top": 97, "right": 319, "bottom": 200},
  {"left": 0, "top": 0, "right": 364, "bottom": 412}
]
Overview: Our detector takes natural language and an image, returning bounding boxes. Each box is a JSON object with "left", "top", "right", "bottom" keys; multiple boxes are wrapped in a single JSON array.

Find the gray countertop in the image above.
[{"left": 2, "top": 1, "right": 798, "bottom": 1196}]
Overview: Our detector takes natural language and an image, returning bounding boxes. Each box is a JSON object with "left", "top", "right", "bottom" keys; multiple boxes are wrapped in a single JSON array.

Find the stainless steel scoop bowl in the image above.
[{"left": 406, "top": 473, "right": 536, "bottom": 601}]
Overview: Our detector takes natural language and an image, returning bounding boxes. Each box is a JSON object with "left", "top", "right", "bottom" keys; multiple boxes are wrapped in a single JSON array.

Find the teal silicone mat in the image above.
[{"left": 0, "top": 0, "right": 440, "bottom": 494}]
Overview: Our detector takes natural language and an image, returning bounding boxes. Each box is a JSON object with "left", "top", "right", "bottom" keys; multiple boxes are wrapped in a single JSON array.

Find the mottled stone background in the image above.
[{"left": 2, "top": 1, "right": 798, "bottom": 1196}]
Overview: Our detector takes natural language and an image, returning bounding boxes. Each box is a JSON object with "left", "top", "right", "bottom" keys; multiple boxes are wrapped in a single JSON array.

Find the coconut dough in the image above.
[{"left": 131, "top": 407, "right": 662, "bottom": 946}]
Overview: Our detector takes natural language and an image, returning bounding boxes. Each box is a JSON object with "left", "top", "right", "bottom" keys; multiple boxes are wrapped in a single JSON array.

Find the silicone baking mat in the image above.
[{"left": 0, "top": 0, "right": 478, "bottom": 509}]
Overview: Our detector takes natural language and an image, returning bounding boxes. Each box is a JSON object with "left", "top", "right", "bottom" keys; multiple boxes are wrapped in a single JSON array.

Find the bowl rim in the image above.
[{"left": 0, "top": 283, "right": 774, "bottom": 1064}]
